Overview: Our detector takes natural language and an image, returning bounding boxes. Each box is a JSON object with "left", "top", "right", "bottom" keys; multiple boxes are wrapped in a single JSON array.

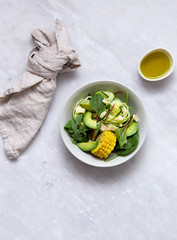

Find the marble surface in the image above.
[{"left": 0, "top": 0, "right": 177, "bottom": 239}]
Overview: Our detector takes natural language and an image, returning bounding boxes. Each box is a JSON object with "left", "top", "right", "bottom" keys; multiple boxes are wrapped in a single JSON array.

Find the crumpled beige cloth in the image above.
[{"left": 0, "top": 19, "right": 81, "bottom": 160}]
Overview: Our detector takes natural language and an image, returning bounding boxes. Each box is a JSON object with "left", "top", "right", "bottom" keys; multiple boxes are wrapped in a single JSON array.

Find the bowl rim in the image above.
[
  {"left": 138, "top": 47, "right": 175, "bottom": 81},
  {"left": 60, "top": 80, "right": 148, "bottom": 167}
]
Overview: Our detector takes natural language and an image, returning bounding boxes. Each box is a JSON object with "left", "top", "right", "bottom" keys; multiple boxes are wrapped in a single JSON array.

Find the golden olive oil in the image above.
[{"left": 140, "top": 51, "right": 171, "bottom": 79}]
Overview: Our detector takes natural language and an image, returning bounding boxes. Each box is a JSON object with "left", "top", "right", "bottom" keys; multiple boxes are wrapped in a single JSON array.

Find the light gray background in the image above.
[{"left": 0, "top": 0, "right": 177, "bottom": 239}]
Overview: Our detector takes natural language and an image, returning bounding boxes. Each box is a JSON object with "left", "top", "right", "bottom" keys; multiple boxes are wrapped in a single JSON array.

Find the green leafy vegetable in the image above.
[
  {"left": 120, "top": 132, "right": 139, "bottom": 149},
  {"left": 115, "top": 115, "right": 134, "bottom": 148},
  {"left": 104, "top": 151, "right": 120, "bottom": 162},
  {"left": 89, "top": 94, "right": 106, "bottom": 118},
  {"left": 64, "top": 114, "right": 89, "bottom": 143},
  {"left": 75, "top": 114, "right": 82, "bottom": 125},
  {"left": 115, "top": 127, "right": 127, "bottom": 148},
  {"left": 118, "top": 133, "right": 139, "bottom": 156}
]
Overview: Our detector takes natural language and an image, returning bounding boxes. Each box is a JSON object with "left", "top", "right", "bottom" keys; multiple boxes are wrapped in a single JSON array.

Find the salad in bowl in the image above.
[
  {"left": 60, "top": 81, "right": 147, "bottom": 167},
  {"left": 64, "top": 90, "right": 139, "bottom": 161}
]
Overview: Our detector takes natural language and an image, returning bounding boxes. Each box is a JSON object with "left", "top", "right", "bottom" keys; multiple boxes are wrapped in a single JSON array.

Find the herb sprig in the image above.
[{"left": 64, "top": 114, "right": 89, "bottom": 144}]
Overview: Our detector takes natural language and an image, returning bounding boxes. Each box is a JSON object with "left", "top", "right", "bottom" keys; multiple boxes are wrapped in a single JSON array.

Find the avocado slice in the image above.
[
  {"left": 83, "top": 111, "right": 97, "bottom": 129},
  {"left": 126, "top": 121, "right": 139, "bottom": 137},
  {"left": 77, "top": 141, "right": 98, "bottom": 152},
  {"left": 80, "top": 100, "right": 93, "bottom": 111}
]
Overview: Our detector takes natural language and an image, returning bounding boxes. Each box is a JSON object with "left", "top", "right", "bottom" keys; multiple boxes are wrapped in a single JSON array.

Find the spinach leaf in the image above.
[
  {"left": 89, "top": 94, "right": 106, "bottom": 117},
  {"left": 64, "top": 120, "right": 74, "bottom": 134},
  {"left": 121, "top": 132, "right": 139, "bottom": 149},
  {"left": 115, "top": 115, "right": 134, "bottom": 148},
  {"left": 118, "top": 133, "right": 139, "bottom": 156},
  {"left": 115, "top": 127, "right": 127, "bottom": 148},
  {"left": 104, "top": 151, "right": 120, "bottom": 162}
]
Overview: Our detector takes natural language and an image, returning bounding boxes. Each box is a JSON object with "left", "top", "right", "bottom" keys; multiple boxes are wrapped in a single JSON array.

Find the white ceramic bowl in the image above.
[
  {"left": 138, "top": 48, "right": 175, "bottom": 81},
  {"left": 60, "top": 80, "right": 147, "bottom": 167}
]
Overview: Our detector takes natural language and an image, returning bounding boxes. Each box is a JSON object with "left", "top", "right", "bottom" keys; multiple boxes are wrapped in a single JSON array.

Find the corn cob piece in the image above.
[{"left": 91, "top": 131, "right": 116, "bottom": 159}]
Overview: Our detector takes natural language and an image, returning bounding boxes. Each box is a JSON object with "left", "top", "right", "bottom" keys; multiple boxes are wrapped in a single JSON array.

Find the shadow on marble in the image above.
[
  {"left": 138, "top": 73, "right": 175, "bottom": 93},
  {"left": 61, "top": 138, "right": 148, "bottom": 184}
]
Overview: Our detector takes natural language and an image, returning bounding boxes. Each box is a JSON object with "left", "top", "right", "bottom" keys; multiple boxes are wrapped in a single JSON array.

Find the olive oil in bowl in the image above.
[{"left": 138, "top": 48, "right": 174, "bottom": 81}]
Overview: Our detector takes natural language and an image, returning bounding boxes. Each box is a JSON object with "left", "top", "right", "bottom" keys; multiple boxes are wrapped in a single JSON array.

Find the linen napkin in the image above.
[{"left": 0, "top": 19, "right": 81, "bottom": 160}]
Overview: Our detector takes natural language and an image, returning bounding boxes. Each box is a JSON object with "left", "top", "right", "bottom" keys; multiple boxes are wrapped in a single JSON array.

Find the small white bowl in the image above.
[
  {"left": 138, "top": 48, "right": 175, "bottom": 81},
  {"left": 60, "top": 80, "right": 148, "bottom": 167}
]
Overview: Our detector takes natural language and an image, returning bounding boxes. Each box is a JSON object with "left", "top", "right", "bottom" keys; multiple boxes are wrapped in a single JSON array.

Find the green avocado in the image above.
[
  {"left": 80, "top": 100, "right": 93, "bottom": 111},
  {"left": 77, "top": 141, "right": 98, "bottom": 152},
  {"left": 83, "top": 111, "right": 97, "bottom": 129},
  {"left": 126, "top": 121, "right": 139, "bottom": 137}
]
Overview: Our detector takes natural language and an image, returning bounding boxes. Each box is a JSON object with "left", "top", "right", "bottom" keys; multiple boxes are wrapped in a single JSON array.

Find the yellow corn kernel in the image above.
[{"left": 91, "top": 131, "right": 116, "bottom": 159}]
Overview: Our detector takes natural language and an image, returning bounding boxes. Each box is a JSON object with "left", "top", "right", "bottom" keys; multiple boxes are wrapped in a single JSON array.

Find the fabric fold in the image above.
[{"left": 0, "top": 19, "right": 81, "bottom": 160}]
